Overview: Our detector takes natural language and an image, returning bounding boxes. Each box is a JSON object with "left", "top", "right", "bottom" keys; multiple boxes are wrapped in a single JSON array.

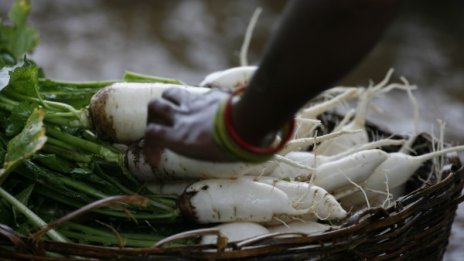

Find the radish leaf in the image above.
[{"left": 0, "top": 108, "right": 46, "bottom": 183}]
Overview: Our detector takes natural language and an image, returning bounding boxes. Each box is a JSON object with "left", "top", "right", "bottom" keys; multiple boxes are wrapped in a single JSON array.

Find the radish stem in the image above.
[
  {"left": 46, "top": 127, "right": 121, "bottom": 163},
  {"left": 123, "top": 71, "right": 184, "bottom": 84}
]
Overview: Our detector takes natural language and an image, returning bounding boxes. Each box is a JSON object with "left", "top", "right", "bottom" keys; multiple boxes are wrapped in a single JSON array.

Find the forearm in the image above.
[{"left": 233, "top": 0, "right": 402, "bottom": 144}]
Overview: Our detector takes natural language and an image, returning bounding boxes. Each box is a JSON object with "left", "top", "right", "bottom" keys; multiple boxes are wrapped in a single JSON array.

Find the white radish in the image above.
[
  {"left": 270, "top": 149, "right": 388, "bottom": 194},
  {"left": 341, "top": 145, "right": 464, "bottom": 206},
  {"left": 310, "top": 138, "right": 403, "bottom": 166},
  {"left": 89, "top": 82, "right": 209, "bottom": 143},
  {"left": 237, "top": 130, "right": 365, "bottom": 178},
  {"left": 201, "top": 222, "right": 269, "bottom": 245},
  {"left": 179, "top": 178, "right": 308, "bottom": 223},
  {"left": 315, "top": 69, "right": 414, "bottom": 156},
  {"left": 311, "top": 149, "right": 388, "bottom": 193},
  {"left": 126, "top": 144, "right": 258, "bottom": 181},
  {"left": 252, "top": 177, "right": 347, "bottom": 220},
  {"left": 199, "top": 66, "right": 257, "bottom": 89},
  {"left": 272, "top": 139, "right": 404, "bottom": 179},
  {"left": 371, "top": 146, "right": 464, "bottom": 189},
  {"left": 127, "top": 141, "right": 316, "bottom": 181},
  {"left": 267, "top": 221, "right": 332, "bottom": 235}
]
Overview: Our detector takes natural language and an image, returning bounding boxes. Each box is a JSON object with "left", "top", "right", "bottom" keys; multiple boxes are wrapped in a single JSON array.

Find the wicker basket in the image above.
[{"left": 1, "top": 119, "right": 463, "bottom": 261}]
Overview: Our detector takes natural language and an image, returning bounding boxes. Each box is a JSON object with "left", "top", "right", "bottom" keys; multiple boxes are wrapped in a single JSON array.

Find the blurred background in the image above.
[{"left": 1, "top": 0, "right": 463, "bottom": 259}]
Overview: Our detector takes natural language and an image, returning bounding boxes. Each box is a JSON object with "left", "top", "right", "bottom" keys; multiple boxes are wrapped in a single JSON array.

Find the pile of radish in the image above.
[
  {"left": 3, "top": 1, "right": 462, "bottom": 250},
  {"left": 82, "top": 66, "right": 463, "bottom": 245},
  {"left": 1, "top": 58, "right": 461, "bottom": 247}
]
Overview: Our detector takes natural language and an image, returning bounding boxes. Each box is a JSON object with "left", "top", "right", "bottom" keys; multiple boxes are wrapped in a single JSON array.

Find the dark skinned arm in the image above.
[
  {"left": 144, "top": 0, "right": 401, "bottom": 164},
  {"left": 233, "top": 0, "right": 401, "bottom": 144}
]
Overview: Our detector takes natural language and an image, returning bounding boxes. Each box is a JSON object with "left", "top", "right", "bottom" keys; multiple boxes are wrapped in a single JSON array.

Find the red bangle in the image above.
[{"left": 223, "top": 86, "right": 295, "bottom": 155}]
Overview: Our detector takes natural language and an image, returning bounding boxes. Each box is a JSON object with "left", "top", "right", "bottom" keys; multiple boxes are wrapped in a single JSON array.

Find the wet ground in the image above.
[{"left": 1, "top": 0, "right": 464, "bottom": 259}]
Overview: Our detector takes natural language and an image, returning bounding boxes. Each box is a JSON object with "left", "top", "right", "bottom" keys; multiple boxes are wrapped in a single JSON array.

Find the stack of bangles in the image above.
[{"left": 213, "top": 86, "right": 295, "bottom": 163}]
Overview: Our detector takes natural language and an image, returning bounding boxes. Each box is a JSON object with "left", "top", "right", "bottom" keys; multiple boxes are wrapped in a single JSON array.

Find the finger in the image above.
[
  {"left": 143, "top": 141, "right": 163, "bottom": 167},
  {"left": 147, "top": 98, "right": 176, "bottom": 126},
  {"left": 162, "top": 88, "right": 191, "bottom": 106},
  {"left": 144, "top": 123, "right": 169, "bottom": 165}
]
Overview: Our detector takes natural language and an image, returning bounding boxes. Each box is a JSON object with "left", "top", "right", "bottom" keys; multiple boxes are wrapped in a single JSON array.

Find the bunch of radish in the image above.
[{"left": 81, "top": 66, "right": 464, "bottom": 245}]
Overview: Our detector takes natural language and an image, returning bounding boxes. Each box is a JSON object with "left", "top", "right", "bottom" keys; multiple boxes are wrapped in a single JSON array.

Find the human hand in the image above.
[{"left": 144, "top": 88, "right": 233, "bottom": 165}]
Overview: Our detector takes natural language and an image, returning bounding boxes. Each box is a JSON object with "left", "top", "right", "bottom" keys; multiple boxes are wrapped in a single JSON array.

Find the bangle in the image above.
[{"left": 213, "top": 87, "right": 295, "bottom": 162}]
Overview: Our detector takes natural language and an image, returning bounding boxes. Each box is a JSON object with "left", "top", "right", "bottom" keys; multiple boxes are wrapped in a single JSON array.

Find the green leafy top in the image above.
[
  {"left": 0, "top": 0, "right": 39, "bottom": 67},
  {"left": 0, "top": 107, "right": 47, "bottom": 184}
]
